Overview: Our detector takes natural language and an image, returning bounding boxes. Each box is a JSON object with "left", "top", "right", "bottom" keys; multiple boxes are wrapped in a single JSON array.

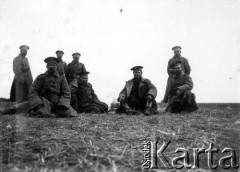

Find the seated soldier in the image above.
[
  {"left": 71, "top": 71, "right": 108, "bottom": 113},
  {"left": 116, "top": 66, "right": 158, "bottom": 116},
  {"left": 165, "top": 61, "right": 198, "bottom": 113},
  {"left": 28, "top": 57, "right": 78, "bottom": 117}
]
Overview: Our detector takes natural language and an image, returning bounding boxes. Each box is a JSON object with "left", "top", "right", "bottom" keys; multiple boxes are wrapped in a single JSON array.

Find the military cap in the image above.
[
  {"left": 131, "top": 66, "right": 143, "bottom": 71},
  {"left": 72, "top": 52, "right": 81, "bottom": 56},
  {"left": 19, "top": 45, "right": 29, "bottom": 51},
  {"left": 56, "top": 50, "right": 64, "bottom": 54},
  {"left": 172, "top": 46, "right": 181, "bottom": 51},
  {"left": 79, "top": 71, "right": 90, "bottom": 75},
  {"left": 44, "top": 57, "right": 59, "bottom": 65}
]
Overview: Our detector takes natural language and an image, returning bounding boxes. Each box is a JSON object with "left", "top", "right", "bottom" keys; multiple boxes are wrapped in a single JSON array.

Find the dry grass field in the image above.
[{"left": 0, "top": 99, "right": 240, "bottom": 172}]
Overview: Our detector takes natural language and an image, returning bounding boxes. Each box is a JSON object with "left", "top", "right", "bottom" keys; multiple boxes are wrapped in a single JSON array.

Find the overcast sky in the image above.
[{"left": 0, "top": 0, "right": 240, "bottom": 105}]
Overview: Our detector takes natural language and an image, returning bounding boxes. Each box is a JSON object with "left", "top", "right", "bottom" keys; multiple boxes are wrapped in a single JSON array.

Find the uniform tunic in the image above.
[
  {"left": 117, "top": 77, "right": 158, "bottom": 113},
  {"left": 166, "top": 74, "right": 198, "bottom": 113},
  {"left": 57, "top": 59, "right": 67, "bottom": 75},
  {"left": 10, "top": 55, "right": 33, "bottom": 103},
  {"left": 28, "top": 70, "right": 77, "bottom": 117},
  {"left": 72, "top": 83, "right": 108, "bottom": 113},
  {"left": 65, "top": 60, "right": 86, "bottom": 82}
]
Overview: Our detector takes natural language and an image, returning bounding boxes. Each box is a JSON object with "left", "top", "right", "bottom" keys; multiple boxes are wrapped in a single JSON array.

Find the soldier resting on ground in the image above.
[
  {"left": 116, "top": 66, "right": 158, "bottom": 116},
  {"left": 165, "top": 61, "right": 198, "bottom": 113},
  {"left": 71, "top": 71, "right": 108, "bottom": 114},
  {"left": 28, "top": 57, "right": 78, "bottom": 117}
]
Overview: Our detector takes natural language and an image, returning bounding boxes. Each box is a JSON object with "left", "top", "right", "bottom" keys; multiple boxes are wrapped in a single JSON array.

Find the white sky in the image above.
[{"left": 0, "top": 0, "right": 240, "bottom": 105}]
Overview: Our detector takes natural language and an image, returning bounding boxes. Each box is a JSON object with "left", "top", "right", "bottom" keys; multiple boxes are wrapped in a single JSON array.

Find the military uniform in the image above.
[
  {"left": 10, "top": 45, "right": 33, "bottom": 103},
  {"left": 116, "top": 77, "right": 158, "bottom": 114},
  {"left": 57, "top": 59, "right": 67, "bottom": 75},
  {"left": 56, "top": 50, "right": 67, "bottom": 75},
  {"left": 163, "top": 46, "right": 191, "bottom": 102},
  {"left": 72, "top": 82, "right": 108, "bottom": 113},
  {"left": 165, "top": 74, "right": 198, "bottom": 113},
  {"left": 65, "top": 60, "right": 86, "bottom": 82},
  {"left": 28, "top": 57, "right": 77, "bottom": 117}
]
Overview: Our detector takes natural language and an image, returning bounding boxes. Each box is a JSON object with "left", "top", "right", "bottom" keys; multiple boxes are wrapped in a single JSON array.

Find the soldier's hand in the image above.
[
  {"left": 176, "top": 89, "right": 182, "bottom": 95},
  {"left": 118, "top": 96, "right": 125, "bottom": 102},
  {"left": 147, "top": 95, "right": 153, "bottom": 101}
]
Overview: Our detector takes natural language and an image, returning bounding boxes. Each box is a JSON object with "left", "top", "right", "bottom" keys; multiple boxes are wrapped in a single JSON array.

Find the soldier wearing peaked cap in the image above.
[
  {"left": 116, "top": 66, "right": 158, "bottom": 116},
  {"left": 27, "top": 57, "right": 78, "bottom": 117},
  {"left": 162, "top": 46, "right": 191, "bottom": 103},
  {"left": 71, "top": 71, "right": 108, "bottom": 113},
  {"left": 56, "top": 50, "right": 67, "bottom": 75},
  {"left": 65, "top": 52, "right": 87, "bottom": 92},
  {"left": 10, "top": 45, "right": 33, "bottom": 103},
  {"left": 165, "top": 61, "right": 198, "bottom": 113}
]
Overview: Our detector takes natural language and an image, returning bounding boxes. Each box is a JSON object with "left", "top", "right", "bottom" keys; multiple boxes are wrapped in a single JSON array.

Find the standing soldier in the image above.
[
  {"left": 116, "top": 66, "right": 158, "bottom": 116},
  {"left": 162, "top": 46, "right": 191, "bottom": 103},
  {"left": 71, "top": 71, "right": 108, "bottom": 113},
  {"left": 56, "top": 50, "right": 67, "bottom": 75},
  {"left": 10, "top": 45, "right": 33, "bottom": 103},
  {"left": 65, "top": 52, "right": 86, "bottom": 91},
  {"left": 28, "top": 57, "right": 77, "bottom": 117},
  {"left": 165, "top": 61, "right": 198, "bottom": 113}
]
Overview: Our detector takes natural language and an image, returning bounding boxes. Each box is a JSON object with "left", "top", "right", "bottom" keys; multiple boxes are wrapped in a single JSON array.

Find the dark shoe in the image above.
[{"left": 144, "top": 108, "right": 151, "bottom": 116}]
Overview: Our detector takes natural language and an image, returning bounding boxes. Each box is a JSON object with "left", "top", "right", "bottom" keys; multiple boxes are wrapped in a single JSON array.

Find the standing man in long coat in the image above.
[
  {"left": 10, "top": 45, "right": 33, "bottom": 103},
  {"left": 162, "top": 46, "right": 191, "bottom": 103},
  {"left": 28, "top": 57, "right": 77, "bottom": 117},
  {"left": 65, "top": 52, "right": 86, "bottom": 91},
  {"left": 116, "top": 66, "right": 158, "bottom": 116},
  {"left": 56, "top": 50, "right": 67, "bottom": 75},
  {"left": 71, "top": 71, "right": 108, "bottom": 113},
  {"left": 165, "top": 61, "right": 198, "bottom": 113}
]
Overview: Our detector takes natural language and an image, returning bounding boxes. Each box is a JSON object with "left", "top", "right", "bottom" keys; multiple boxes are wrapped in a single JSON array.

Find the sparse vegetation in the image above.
[{"left": 0, "top": 100, "right": 240, "bottom": 172}]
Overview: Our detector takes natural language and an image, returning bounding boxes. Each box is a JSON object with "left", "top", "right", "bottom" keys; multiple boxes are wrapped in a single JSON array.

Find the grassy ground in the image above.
[{"left": 0, "top": 100, "right": 240, "bottom": 172}]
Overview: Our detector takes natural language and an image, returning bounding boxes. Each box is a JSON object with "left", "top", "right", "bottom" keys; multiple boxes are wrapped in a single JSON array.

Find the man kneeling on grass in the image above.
[
  {"left": 71, "top": 71, "right": 108, "bottom": 114},
  {"left": 28, "top": 57, "right": 78, "bottom": 117},
  {"left": 165, "top": 61, "right": 198, "bottom": 113},
  {"left": 116, "top": 66, "right": 158, "bottom": 116}
]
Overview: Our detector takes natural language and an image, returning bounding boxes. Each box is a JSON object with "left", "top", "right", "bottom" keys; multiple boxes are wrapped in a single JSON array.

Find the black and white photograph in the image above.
[{"left": 0, "top": 0, "right": 239, "bottom": 171}]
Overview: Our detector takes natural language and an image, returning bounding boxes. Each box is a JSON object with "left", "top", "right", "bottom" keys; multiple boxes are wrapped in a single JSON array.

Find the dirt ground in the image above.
[{"left": 0, "top": 101, "right": 240, "bottom": 172}]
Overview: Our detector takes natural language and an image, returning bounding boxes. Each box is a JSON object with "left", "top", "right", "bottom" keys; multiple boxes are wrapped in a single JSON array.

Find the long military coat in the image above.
[
  {"left": 119, "top": 78, "right": 157, "bottom": 99},
  {"left": 167, "top": 56, "right": 191, "bottom": 75},
  {"left": 72, "top": 83, "right": 108, "bottom": 113},
  {"left": 28, "top": 70, "right": 71, "bottom": 110},
  {"left": 65, "top": 60, "right": 86, "bottom": 82},
  {"left": 10, "top": 55, "right": 33, "bottom": 103}
]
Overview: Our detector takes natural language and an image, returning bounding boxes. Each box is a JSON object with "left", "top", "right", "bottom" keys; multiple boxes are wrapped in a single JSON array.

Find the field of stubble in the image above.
[{"left": 0, "top": 100, "right": 240, "bottom": 172}]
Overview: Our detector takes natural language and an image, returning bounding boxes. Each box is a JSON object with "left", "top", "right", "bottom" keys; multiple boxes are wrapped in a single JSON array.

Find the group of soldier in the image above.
[{"left": 1, "top": 45, "right": 198, "bottom": 117}]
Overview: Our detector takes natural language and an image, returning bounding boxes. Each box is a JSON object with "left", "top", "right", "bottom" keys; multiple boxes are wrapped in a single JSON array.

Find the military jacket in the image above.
[
  {"left": 57, "top": 60, "right": 67, "bottom": 75},
  {"left": 119, "top": 78, "right": 157, "bottom": 99},
  {"left": 168, "top": 74, "right": 193, "bottom": 99},
  {"left": 65, "top": 60, "right": 86, "bottom": 82},
  {"left": 28, "top": 70, "right": 71, "bottom": 109},
  {"left": 167, "top": 56, "right": 191, "bottom": 75}
]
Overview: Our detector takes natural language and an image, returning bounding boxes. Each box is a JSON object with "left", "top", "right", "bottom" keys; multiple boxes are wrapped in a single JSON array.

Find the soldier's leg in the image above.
[
  {"left": 29, "top": 97, "right": 54, "bottom": 117},
  {"left": 116, "top": 99, "right": 131, "bottom": 114},
  {"left": 0, "top": 101, "right": 30, "bottom": 115}
]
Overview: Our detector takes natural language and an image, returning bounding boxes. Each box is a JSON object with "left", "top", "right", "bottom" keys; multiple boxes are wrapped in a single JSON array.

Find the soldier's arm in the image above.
[
  {"left": 65, "top": 64, "right": 70, "bottom": 81},
  {"left": 28, "top": 75, "right": 44, "bottom": 109},
  {"left": 183, "top": 59, "right": 191, "bottom": 75},
  {"left": 177, "top": 75, "right": 193, "bottom": 93},
  {"left": 118, "top": 82, "right": 127, "bottom": 101},
  {"left": 58, "top": 76, "right": 71, "bottom": 108},
  {"left": 13, "top": 57, "right": 21, "bottom": 75},
  {"left": 145, "top": 79, "right": 157, "bottom": 99},
  {"left": 167, "top": 59, "right": 172, "bottom": 75},
  {"left": 82, "top": 64, "right": 86, "bottom": 73}
]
